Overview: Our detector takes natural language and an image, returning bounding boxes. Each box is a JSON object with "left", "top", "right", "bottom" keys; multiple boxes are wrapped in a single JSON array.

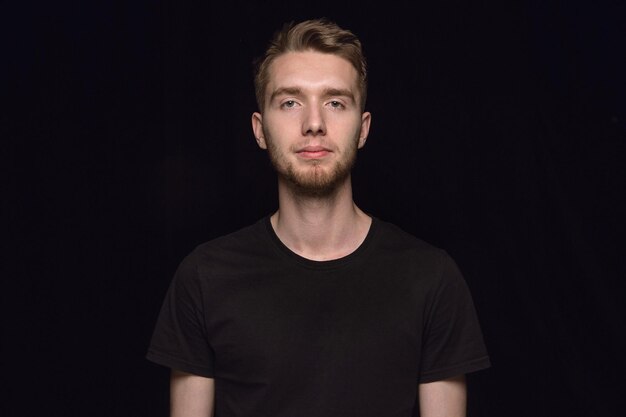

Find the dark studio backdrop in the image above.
[{"left": 4, "top": 1, "right": 625, "bottom": 416}]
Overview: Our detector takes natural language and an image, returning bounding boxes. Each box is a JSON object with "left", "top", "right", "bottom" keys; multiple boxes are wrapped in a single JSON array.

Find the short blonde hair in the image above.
[{"left": 253, "top": 19, "right": 367, "bottom": 112}]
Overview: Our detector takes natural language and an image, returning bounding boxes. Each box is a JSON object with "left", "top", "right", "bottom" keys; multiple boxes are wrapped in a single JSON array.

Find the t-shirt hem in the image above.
[
  {"left": 419, "top": 355, "right": 491, "bottom": 383},
  {"left": 146, "top": 350, "right": 215, "bottom": 378}
]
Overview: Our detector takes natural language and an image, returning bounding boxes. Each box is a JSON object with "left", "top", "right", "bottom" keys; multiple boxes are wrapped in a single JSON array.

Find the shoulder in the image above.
[
  {"left": 369, "top": 218, "right": 461, "bottom": 284},
  {"left": 180, "top": 217, "right": 273, "bottom": 277},
  {"left": 372, "top": 218, "right": 449, "bottom": 260},
  {"left": 195, "top": 217, "right": 267, "bottom": 254},
  {"left": 371, "top": 219, "right": 477, "bottom": 307}
]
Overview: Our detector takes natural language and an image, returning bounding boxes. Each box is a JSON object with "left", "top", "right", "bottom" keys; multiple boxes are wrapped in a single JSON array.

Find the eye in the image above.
[
  {"left": 329, "top": 100, "right": 345, "bottom": 109},
  {"left": 281, "top": 100, "right": 298, "bottom": 109}
]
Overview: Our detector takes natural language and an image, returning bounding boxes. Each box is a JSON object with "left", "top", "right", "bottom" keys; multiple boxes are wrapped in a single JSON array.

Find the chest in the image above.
[{"left": 200, "top": 266, "right": 428, "bottom": 381}]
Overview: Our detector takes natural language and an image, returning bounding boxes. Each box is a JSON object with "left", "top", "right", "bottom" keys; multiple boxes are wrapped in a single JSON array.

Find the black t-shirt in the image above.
[{"left": 147, "top": 217, "right": 490, "bottom": 416}]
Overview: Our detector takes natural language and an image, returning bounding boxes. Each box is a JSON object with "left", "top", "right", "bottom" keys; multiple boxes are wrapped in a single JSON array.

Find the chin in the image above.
[{"left": 284, "top": 166, "right": 350, "bottom": 197}]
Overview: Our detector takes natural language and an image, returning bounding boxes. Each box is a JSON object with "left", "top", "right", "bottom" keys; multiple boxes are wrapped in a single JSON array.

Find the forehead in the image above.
[{"left": 266, "top": 51, "right": 359, "bottom": 94}]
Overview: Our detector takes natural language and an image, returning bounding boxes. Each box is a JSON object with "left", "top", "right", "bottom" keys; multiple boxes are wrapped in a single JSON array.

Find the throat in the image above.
[{"left": 270, "top": 204, "right": 372, "bottom": 261}]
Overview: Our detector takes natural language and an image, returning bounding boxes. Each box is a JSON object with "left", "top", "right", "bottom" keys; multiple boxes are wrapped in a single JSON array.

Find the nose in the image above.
[{"left": 301, "top": 104, "right": 326, "bottom": 136}]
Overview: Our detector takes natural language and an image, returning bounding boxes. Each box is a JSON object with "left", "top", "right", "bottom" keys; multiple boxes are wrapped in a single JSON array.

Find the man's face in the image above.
[{"left": 252, "top": 51, "right": 371, "bottom": 197}]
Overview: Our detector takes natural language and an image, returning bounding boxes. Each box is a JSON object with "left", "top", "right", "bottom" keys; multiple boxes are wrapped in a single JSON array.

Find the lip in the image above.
[{"left": 296, "top": 146, "right": 331, "bottom": 159}]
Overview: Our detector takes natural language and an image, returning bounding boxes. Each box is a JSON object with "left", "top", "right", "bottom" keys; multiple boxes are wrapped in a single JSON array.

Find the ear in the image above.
[
  {"left": 357, "top": 111, "right": 372, "bottom": 149},
  {"left": 251, "top": 112, "right": 267, "bottom": 149}
]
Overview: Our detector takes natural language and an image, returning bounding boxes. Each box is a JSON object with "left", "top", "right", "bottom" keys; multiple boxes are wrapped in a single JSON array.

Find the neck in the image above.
[{"left": 271, "top": 176, "right": 372, "bottom": 261}]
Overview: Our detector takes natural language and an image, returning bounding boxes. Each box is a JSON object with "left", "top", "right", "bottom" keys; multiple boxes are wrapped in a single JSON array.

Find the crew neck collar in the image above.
[{"left": 263, "top": 215, "right": 378, "bottom": 270}]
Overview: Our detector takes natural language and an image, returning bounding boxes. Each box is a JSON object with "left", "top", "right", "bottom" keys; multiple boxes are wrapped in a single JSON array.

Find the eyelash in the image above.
[
  {"left": 328, "top": 100, "right": 345, "bottom": 109},
  {"left": 279, "top": 100, "right": 346, "bottom": 109},
  {"left": 281, "top": 100, "right": 299, "bottom": 109}
]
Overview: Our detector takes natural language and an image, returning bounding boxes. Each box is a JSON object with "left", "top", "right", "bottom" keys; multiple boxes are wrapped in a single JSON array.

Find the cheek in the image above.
[
  {"left": 329, "top": 112, "right": 363, "bottom": 128},
  {"left": 263, "top": 113, "right": 300, "bottom": 136},
  {"left": 338, "top": 117, "right": 365, "bottom": 139}
]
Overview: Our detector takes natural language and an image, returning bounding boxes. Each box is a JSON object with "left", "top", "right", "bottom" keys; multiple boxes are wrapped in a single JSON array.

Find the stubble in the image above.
[{"left": 265, "top": 134, "right": 358, "bottom": 198}]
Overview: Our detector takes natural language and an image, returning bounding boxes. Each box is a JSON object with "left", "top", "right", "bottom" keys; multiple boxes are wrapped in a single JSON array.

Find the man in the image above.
[{"left": 147, "top": 19, "right": 490, "bottom": 417}]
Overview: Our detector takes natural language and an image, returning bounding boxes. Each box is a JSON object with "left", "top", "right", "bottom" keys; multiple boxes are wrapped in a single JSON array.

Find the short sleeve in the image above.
[
  {"left": 146, "top": 250, "right": 215, "bottom": 377},
  {"left": 418, "top": 252, "right": 490, "bottom": 383}
]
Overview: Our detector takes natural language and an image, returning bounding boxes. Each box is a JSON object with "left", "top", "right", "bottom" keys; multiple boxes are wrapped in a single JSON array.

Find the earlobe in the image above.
[
  {"left": 358, "top": 112, "right": 372, "bottom": 149},
  {"left": 251, "top": 112, "right": 267, "bottom": 149}
]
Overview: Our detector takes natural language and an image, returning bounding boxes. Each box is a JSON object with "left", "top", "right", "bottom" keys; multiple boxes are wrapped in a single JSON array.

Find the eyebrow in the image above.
[
  {"left": 322, "top": 88, "right": 355, "bottom": 102},
  {"left": 269, "top": 87, "right": 302, "bottom": 103},
  {"left": 269, "top": 87, "right": 356, "bottom": 104}
]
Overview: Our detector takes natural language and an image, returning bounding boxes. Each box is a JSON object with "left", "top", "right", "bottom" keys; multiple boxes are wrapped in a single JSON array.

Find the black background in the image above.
[{"left": 4, "top": 1, "right": 625, "bottom": 416}]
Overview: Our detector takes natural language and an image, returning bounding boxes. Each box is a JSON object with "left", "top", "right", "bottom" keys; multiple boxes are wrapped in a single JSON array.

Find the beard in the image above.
[{"left": 265, "top": 135, "right": 358, "bottom": 198}]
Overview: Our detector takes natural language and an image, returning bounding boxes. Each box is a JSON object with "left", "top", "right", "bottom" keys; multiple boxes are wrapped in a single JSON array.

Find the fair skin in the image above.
[
  {"left": 170, "top": 50, "right": 467, "bottom": 417},
  {"left": 419, "top": 375, "right": 467, "bottom": 417},
  {"left": 170, "top": 370, "right": 214, "bottom": 417},
  {"left": 252, "top": 50, "right": 371, "bottom": 261}
]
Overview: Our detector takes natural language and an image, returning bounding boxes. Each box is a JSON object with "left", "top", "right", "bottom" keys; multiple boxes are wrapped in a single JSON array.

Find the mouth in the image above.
[{"left": 296, "top": 146, "right": 332, "bottom": 159}]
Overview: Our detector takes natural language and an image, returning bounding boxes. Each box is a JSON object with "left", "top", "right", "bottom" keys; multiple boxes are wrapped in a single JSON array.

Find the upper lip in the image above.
[{"left": 296, "top": 146, "right": 331, "bottom": 153}]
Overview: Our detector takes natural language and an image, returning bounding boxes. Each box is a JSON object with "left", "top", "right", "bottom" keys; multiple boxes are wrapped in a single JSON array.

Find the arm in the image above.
[
  {"left": 418, "top": 374, "right": 467, "bottom": 417},
  {"left": 170, "top": 369, "right": 215, "bottom": 417}
]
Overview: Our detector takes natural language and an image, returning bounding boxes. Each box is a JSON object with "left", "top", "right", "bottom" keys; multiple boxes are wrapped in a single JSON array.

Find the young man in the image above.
[{"left": 147, "top": 19, "right": 490, "bottom": 417}]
